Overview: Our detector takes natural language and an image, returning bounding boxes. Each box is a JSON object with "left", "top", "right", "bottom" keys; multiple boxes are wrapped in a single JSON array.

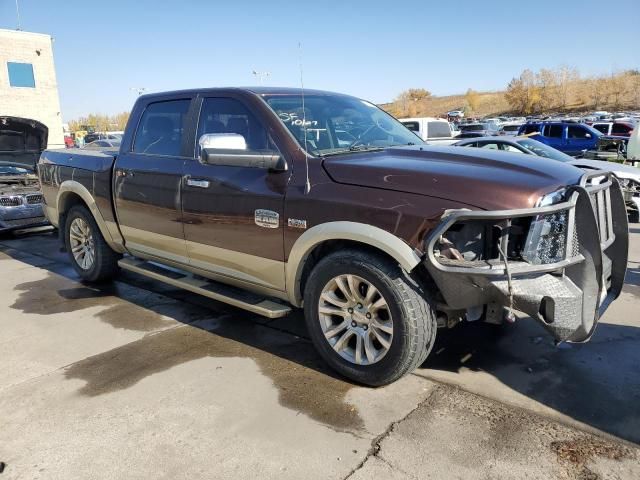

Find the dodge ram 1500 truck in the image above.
[{"left": 38, "top": 88, "right": 629, "bottom": 386}]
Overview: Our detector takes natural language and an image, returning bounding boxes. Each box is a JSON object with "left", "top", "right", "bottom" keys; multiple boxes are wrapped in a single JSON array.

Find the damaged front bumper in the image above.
[{"left": 424, "top": 172, "right": 628, "bottom": 343}]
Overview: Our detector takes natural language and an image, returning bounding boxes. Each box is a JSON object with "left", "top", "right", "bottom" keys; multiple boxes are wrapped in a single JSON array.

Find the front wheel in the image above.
[
  {"left": 304, "top": 249, "right": 437, "bottom": 386},
  {"left": 64, "top": 205, "right": 120, "bottom": 282}
]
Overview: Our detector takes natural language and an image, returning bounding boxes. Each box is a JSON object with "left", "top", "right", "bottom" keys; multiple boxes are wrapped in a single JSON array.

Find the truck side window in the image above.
[
  {"left": 133, "top": 99, "right": 190, "bottom": 156},
  {"left": 611, "top": 123, "right": 629, "bottom": 135},
  {"left": 567, "top": 125, "right": 590, "bottom": 139},
  {"left": 593, "top": 124, "right": 609, "bottom": 134},
  {"left": 401, "top": 121, "right": 419, "bottom": 132},
  {"left": 543, "top": 124, "right": 563, "bottom": 138},
  {"left": 426, "top": 122, "right": 451, "bottom": 138},
  {"left": 196, "top": 97, "right": 270, "bottom": 155}
]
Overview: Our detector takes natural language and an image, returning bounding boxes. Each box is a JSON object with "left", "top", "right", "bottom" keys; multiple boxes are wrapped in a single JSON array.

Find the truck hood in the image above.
[
  {"left": 0, "top": 116, "right": 48, "bottom": 169},
  {"left": 322, "top": 145, "right": 584, "bottom": 210}
]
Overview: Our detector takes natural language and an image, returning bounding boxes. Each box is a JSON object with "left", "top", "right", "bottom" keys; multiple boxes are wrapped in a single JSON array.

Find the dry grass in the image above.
[{"left": 382, "top": 71, "right": 640, "bottom": 119}]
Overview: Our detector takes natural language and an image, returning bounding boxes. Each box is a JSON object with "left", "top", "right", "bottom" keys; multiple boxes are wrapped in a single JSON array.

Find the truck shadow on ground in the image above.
[
  {"left": 2, "top": 233, "right": 639, "bottom": 441},
  {"left": 421, "top": 315, "right": 640, "bottom": 445}
]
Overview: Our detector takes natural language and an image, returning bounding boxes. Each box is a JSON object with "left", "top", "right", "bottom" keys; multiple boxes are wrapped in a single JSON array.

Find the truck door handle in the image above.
[
  {"left": 186, "top": 178, "right": 210, "bottom": 188},
  {"left": 116, "top": 169, "right": 134, "bottom": 178}
]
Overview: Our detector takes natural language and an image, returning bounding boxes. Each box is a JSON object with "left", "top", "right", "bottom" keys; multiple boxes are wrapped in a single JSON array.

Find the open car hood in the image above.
[
  {"left": 322, "top": 145, "right": 584, "bottom": 210},
  {"left": 0, "top": 116, "right": 48, "bottom": 169}
]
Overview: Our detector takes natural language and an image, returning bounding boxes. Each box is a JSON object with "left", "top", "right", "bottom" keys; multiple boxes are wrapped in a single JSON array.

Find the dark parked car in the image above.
[
  {"left": 37, "top": 87, "right": 628, "bottom": 385},
  {"left": 518, "top": 121, "right": 602, "bottom": 156},
  {"left": 456, "top": 122, "right": 499, "bottom": 138},
  {"left": 83, "top": 139, "right": 122, "bottom": 149},
  {"left": 591, "top": 121, "right": 634, "bottom": 137},
  {"left": 83, "top": 133, "right": 122, "bottom": 144}
]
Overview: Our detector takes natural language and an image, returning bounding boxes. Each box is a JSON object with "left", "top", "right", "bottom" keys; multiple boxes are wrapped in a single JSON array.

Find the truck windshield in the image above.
[
  {"left": 263, "top": 94, "right": 423, "bottom": 156},
  {"left": 515, "top": 138, "right": 573, "bottom": 162}
]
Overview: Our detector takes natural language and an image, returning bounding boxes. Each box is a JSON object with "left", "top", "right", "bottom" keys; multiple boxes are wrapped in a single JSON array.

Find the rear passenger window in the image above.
[
  {"left": 568, "top": 125, "right": 590, "bottom": 139},
  {"left": 197, "top": 97, "right": 270, "bottom": 154},
  {"left": 133, "top": 99, "right": 190, "bottom": 156},
  {"left": 543, "top": 124, "right": 563, "bottom": 138},
  {"left": 593, "top": 124, "right": 609, "bottom": 134}
]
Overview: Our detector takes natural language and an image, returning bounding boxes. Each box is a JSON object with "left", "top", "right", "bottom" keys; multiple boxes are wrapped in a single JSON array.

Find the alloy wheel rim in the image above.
[
  {"left": 69, "top": 217, "right": 95, "bottom": 270},
  {"left": 318, "top": 274, "right": 393, "bottom": 366}
]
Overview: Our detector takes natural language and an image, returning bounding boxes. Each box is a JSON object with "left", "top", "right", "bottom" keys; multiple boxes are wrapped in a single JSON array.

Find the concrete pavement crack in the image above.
[{"left": 342, "top": 387, "right": 439, "bottom": 480}]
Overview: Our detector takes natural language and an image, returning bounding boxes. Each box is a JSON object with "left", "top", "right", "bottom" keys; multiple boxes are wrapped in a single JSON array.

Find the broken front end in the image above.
[{"left": 424, "top": 172, "right": 628, "bottom": 343}]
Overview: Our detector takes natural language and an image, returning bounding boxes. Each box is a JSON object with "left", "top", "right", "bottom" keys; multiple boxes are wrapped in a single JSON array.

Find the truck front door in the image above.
[
  {"left": 540, "top": 124, "right": 565, "bottom": 151},
  {"left": 566, "top": 124, "right": 596, "bottom": 156},
  {"left": 113, "top": 97, "right": 192, "bottom": 263},
  {"left": 181, "top": 96, "right": 290, "bottom": 292}
]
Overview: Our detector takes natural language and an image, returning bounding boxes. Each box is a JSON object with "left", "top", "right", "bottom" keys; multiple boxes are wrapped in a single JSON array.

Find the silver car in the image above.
[
  {"left": 0, "top": 116, "right": 48, "bottom": 232},
  {"left": 453, "top": 136, "right": 640, "bottom": 221},
  {"left": 0, "top": 162, "right": 47, "bottom": 232}
]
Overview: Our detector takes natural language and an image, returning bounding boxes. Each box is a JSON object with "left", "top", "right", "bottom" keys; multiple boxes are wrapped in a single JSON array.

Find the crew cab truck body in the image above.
[{"left": 38, "top": 88, "right": 628, "bottom": 386}]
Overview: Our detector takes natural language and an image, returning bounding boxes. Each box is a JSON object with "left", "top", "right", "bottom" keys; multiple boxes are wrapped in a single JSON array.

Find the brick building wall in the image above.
[{"left": 0, "top": 29, "right": 65, "bottom": 148}]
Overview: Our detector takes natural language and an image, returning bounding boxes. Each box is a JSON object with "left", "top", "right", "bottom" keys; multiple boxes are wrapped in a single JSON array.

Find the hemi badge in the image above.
[
  {"left": 255, "top": 209, "right": 279, "bottom": 228},
  {"left": 288, "top": 218, "right": 307, "bottom": 229}
]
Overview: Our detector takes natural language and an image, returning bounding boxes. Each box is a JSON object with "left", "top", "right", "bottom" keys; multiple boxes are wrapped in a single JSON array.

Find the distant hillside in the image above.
[
  {"left": 381, "top": 91, "right": 509, "bottom": 118},
  {"left": 381, "top": 69, "right": 640, "bottom": 119}
]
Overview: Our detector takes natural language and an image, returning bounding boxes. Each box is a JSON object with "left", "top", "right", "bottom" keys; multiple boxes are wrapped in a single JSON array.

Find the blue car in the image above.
[{"left": 517, "top": 121, "right": 602, "bottom": 156}]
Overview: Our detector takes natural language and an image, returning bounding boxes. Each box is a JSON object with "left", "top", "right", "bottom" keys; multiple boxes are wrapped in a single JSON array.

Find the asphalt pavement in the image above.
[{"left": 0, "top": 225, "right": 638, "bottom": 479}]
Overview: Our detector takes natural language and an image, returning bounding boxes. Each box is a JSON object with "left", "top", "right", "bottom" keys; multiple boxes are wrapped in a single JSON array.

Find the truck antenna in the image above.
[
  {"left": 15, "top": 0, "right": 22, "bottom": 30},
  {"left": 299, "top": 42, "right": 311, "bottom": 194}
]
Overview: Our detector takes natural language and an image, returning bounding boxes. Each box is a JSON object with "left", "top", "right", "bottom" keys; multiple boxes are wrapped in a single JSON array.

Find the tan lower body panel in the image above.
[
  {"left": 119, "top": 226, "right": 286, "bottom": 292},
  {"left": 118, "top": 257, "right": 291, "bottom": 318}
]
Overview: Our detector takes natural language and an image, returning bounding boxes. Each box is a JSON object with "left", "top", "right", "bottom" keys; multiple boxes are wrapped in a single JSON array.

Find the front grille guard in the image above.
[{"left": 423, "top": 171, "right": 628, "bottom": 342}]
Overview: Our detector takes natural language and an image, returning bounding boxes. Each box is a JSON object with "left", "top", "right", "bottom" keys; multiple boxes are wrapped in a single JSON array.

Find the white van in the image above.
[{"left": 400, "top": 117, "right": 457, "bottom": 145}]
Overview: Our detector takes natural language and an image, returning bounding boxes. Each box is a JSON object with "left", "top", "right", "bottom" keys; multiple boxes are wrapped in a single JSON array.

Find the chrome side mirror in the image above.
[
  {"left": 199, "top": 133, "right": 247, "bottom": 151},
  {"left": 198, "top": 133, "right": 286, "bottom": 171}
]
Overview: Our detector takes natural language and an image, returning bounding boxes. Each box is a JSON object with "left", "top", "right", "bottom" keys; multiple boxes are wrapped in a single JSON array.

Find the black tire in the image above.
[
  {"left": 303, "top": 249, "right": 437, "bottom": 386},
  {"left": 64, "top": 205, "right": 120, "bottom": 282}
]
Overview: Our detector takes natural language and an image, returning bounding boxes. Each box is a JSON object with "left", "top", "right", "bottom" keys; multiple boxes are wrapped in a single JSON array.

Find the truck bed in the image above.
[{"left": 38, "top": 147, "right": 119, "bottom": 235}]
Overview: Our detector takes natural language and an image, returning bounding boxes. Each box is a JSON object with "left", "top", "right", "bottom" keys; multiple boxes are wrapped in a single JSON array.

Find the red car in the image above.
[{"left": 591, "top": 121, "right": 635, "bottom": 137}]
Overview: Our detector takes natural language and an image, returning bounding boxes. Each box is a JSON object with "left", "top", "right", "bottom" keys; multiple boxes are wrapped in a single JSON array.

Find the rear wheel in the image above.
[
  {"left": 304, "top": 249, "right": 437, "bottom": 386},
  {"left": 64, "top": 205, "right": 120, "bottom": 282}
]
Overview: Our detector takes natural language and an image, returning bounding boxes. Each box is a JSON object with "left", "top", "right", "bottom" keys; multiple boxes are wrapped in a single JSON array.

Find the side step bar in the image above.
[{"left": 118, "top": 257, "right": 291, "bottom": 319}]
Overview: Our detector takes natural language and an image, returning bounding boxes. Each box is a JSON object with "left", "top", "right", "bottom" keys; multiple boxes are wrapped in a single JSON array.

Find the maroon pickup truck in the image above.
[{"left": 37, "top": 88, "right": 628, "bottom": 385}]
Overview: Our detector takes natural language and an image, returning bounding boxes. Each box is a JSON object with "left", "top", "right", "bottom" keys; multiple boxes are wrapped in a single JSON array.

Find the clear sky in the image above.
[{"left": 1, "top": 0, "right": 639, "bottom": 121}]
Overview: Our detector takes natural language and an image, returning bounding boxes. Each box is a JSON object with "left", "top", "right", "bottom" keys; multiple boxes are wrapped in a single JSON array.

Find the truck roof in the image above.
[{"left": 137, "top": 86, "right": 352, "bottom": 101}]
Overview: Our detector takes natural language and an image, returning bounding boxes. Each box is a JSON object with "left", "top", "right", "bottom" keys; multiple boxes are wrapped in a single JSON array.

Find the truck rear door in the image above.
[
  {"left": 181, "top": 95, "right": 290, "bottom": 292},
  {"left": 113, "top": 96, "right": 194, "bottom": 263}
]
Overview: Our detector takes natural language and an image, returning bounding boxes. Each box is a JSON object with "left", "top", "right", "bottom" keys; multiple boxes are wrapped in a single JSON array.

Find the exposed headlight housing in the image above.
[{"left": 523, "top": 190, "right": 570, "bottom": 265}]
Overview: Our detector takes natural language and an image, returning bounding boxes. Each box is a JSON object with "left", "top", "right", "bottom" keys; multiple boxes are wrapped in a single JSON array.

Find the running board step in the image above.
[{"left": 118, "top": 257, "right": 291, "bottom": 318}]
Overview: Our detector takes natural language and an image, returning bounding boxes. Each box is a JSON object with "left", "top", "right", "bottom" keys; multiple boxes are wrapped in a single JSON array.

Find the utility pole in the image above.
[
  {"left": 15, "top": 0, "right": 22, "bottom": 30},
  {"left": 252, "top": 70, "right": 270, "bottom": 85}
]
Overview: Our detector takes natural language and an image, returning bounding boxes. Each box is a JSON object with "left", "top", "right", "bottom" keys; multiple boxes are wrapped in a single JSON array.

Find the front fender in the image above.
[{"left": 285, "top": 221, "right": 421, "bottom": 306}]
